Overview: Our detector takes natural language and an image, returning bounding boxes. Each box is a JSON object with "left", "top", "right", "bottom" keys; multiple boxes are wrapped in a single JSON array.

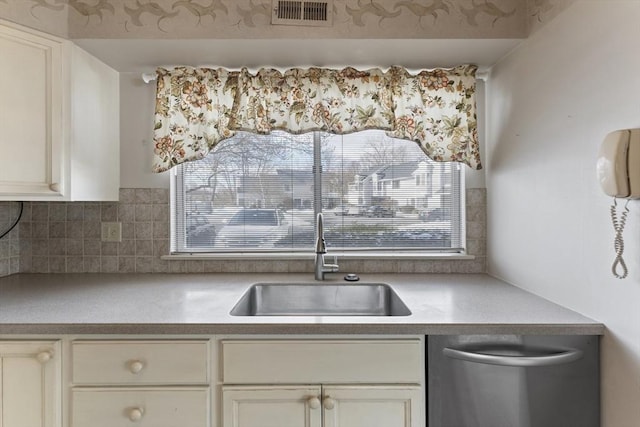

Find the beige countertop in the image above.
[{"left": 0, "top": 273, "right": 603, "bottom": 335}]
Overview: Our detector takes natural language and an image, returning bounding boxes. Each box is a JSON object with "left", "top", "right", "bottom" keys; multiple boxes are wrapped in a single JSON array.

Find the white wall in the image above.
[
  {"left": 486, "top": 2, "right": 640, "bottom": 425},
  {"left": 467, "top": 80, "right": 486, "bottom": 189},
  {"left": 120, "top": 72, "right": 169, "bottom": 189}
]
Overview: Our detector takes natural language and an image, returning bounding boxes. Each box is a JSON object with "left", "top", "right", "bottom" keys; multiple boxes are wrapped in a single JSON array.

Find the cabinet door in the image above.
[
  {"left": 0, "top": 341, "right": 61, "bottom": 427},
  {"left": 0, "top": 21, "right": 65, "bottom": 198},
  {"left": 222, "top": 385, "right": 322, "bottom": 427},
  {"left": 322, "top": 385, "right": 423, "bottom": 427}
]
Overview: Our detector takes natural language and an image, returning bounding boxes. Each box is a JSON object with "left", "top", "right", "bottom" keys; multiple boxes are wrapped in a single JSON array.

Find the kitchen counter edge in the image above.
[{"left": 0, "top": 273, "right": 605, "bottom": 336}]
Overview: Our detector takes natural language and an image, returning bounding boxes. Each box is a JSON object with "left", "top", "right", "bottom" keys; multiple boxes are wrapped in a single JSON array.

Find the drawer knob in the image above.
[
  {"left": 128, "top": 360, "right": 144, "bottom": 374},
  {"left": 323, "top": 397, "right": 336, "bottom": 410},
  {"left": 36, "top": 350, "right": 52, "bottom": 364},
  {"left": 127, "top": 407, "right": 144, "bottom": 422},
  {"left": 307, "top": 396, "right": 321, "bottom": 409}
]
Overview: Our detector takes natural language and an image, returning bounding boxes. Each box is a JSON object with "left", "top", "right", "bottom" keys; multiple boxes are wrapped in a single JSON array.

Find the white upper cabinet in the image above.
[{"left": 0, "top": 19, "right": 119, "bottom": 201}]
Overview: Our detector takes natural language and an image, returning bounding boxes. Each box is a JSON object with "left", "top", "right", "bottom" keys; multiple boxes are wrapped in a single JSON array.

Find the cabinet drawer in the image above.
[
  {"left": 222, "top": 339, "right": 422, "bottom": 384},
  {"left": 72, "top": 388, "right": 209, "bottom": 427},
  {"left": 72, "top": 340, "right": 208, "bottom": 385}
]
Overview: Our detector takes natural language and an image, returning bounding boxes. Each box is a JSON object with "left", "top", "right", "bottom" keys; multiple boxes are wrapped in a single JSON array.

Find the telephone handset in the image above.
[
  {"left": 596, "top": 129, "right": 640, "bottom": 279},
  {"left": 597, "top": 129, "right": 640, "bottom": 197}
]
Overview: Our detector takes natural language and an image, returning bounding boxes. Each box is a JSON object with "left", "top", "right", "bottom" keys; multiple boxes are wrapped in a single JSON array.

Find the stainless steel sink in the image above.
[{"left": 230, "top": 283, "right": 411, "bottom": 316}]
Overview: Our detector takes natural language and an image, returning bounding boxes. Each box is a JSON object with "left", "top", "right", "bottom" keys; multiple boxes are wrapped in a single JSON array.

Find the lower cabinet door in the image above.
[
  {"left": 322, "top": 385, "right": 423, "bottom": 427},
  {"left": 0, "top": 341, "right": 61, "bottom": 427},
  {"left": 222, "top": 385, "right": 423, "bottom": 427},
  {"left": 72, "top": 388, "right": 209, "bottom": 427},
  {"left": 222, "top": 385, "right": 323, "bottom": 427}
]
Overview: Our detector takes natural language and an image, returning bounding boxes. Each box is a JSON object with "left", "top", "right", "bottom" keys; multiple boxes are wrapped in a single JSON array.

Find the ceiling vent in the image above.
[{"left": 272, "top": 0, "right": 333, "bottom": 27}]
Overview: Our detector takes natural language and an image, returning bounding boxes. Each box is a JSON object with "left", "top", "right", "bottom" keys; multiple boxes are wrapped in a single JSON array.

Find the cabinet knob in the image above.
[
  {"left": 127, "top": 407, "right": 144, "bottom": 422},
  {"left": 49, "top": 183, "right": 60, "bottom": 193},
  {"left": 323, "top": 396, "right": 336, "bottom": 410},
  {"left": 307, "top": 396, "right": 321, "bottom": 409},
  {"left": 128, "top": 360, "right": 144, "bottom": 374},
  {"left": 36, "top": 350, "right": 52, "bottom": 364}
]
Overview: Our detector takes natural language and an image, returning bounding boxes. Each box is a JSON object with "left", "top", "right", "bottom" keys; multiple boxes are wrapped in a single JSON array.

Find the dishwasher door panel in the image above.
[{"left": 428, "top": 335, "right": 599, "bottom": 427}]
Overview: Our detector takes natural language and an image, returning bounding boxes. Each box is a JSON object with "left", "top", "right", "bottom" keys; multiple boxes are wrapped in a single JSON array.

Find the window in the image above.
[{"left": 172, "top": 130, "right": 464, "bottom": 254}]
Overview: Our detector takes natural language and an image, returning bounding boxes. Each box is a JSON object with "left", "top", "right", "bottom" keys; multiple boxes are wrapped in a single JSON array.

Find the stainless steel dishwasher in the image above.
[{"left": 428, "top": 335, "right": 599, "bottom": 427}]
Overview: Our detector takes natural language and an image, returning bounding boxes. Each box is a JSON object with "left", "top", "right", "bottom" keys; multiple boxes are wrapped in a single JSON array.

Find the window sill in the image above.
[{"left": 161, "top": 252, "right": 475, "bottom": 261}]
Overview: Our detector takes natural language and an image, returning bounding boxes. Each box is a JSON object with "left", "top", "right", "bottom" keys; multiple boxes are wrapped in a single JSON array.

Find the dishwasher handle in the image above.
[{"left": 443, "top": 345, "right": 583, "bottom": 367}]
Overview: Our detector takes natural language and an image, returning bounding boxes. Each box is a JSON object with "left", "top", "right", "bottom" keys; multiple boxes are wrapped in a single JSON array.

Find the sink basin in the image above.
[{"left": 230, "top": 283, "right": 411, "bottom": 316}]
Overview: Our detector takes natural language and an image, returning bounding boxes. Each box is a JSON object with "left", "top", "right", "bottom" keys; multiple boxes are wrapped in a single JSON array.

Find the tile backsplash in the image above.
[
  {"left": 0, "top": 202, "right": 21, "bottom": 276},
  {"left": 1, "top": 188, "right": 486, "bottom": 276}
]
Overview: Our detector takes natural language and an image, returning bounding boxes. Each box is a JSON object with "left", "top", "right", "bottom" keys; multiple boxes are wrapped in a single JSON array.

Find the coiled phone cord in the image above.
[{"left": 610, "top": 198, "right": 629, "bottom": 279}]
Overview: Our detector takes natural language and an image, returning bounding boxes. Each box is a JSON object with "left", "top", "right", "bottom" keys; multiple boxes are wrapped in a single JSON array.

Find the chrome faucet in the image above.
[{"left": 314, "top": 212, "right": 339, "bottom": 280}]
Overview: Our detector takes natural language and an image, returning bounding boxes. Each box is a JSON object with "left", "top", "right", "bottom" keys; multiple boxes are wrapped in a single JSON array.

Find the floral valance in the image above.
[{"left": 152, "top": 65, "right": 482, "bottom": 172}]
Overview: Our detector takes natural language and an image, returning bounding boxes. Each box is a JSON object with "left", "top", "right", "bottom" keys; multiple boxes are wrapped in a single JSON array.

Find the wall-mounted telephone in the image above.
[
  {"left": 597, "top": 129, "right": 640, "bottom": 198},
  {"left": 596, "top": 129, "right": 640, "bottom": 279}
]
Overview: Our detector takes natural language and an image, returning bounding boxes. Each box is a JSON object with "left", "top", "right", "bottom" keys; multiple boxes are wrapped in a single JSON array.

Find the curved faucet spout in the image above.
[
  {"left": 314, "top": 213, "right": 338, "bottom": 280},
  {"left": 315, "top": 212, "right": 326, "bottom": 254}
]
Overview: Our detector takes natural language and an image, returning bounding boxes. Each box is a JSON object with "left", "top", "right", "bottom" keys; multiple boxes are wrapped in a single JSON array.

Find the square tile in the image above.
[
  {"left": 135, "top": 204, "right": 153, "bottom": 222},
  {"left": 67, "top": 204, "right": 85, "bottom": 221},
  {"left": 118, "top": 204, "right": 135, "bottom": 222},
  {"left": 50, "top": 221, "right": 66, "bottom": 238},
  {"left": 135, "top": 240, "right": 153, "bottom": 256},
  {"left": 135, "top": 223, "right": 153, "bottom": 240},
  {"left": 118, "top": 256, "right": 135, "bottom": 273},
  {"left": 152, "top": 188, "right": 169, "bottom": 204},
  {"left": 84, "top": 239, "right": 102, "bottom": 256},
  {"left": 119, "top": 240, "right": 135, "bottom": 256},
  {"left": 135, "top": 189, "right": 154, "bottom": 204},
  {"left": 135, "top": 257, "right": 154, "bottom": 273},
  {"left": 84, "top": 204, "right": 101, "bottom": 221},
  {"left": 50, "top": 256, "right": 66, "bottom": 273},
  {"left": 32, "top": 222, "right": 49, "bottom": 239},
  {"left": 101, "top": 256, "right": 119, "bottom": 273},
  {"left": 48, "top": 238, "right": 67, "bottom": 256},
  {"left": 49, "top": 203, "right": 67, "bottom": 221},
  {"left": 67, "top": 239, "right": 84, "bottom": 255},
  {"left": 32, "top": 239, "right": 50, "bottom": 256},
  {"left": 101, "top": 203, "right": 118, "bottom": 221},
  {"left": 153, "top": 205, "right": 169, "bottom": 222},
  {"left": 32, "top": 203, "right": 49, "bottom": 222},
  {"left": 84, "top": 221, "right": 101, "bottom": 239},
  {"left": 67, "top": 221, "right": 84, "bottom": 239},
  {"left": 85, "top": 256, "right": 101, "bottom": 273},
  {"left": 119, "top": 188, "right": 136, "bottom": 204},
  {"left": 31, "top": 256, "right": 49, "bottom": 273},
  {"left": 101, "top": 241, "right": 118, "bottom": 256},
  {"left": 67, "top": 256, "right": 85, "bottom": 273},
  {"left": 153, "top": 222, "right": 169, "bottom": 239}
]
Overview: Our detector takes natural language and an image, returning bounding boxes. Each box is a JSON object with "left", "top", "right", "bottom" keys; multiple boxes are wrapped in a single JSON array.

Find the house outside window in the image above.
[{"left": 172, "top": 130, "right": 464, "bottom": 255}]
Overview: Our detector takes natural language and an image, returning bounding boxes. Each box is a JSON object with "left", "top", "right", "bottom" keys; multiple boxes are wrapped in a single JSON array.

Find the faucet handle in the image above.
[{"left": 326, "top": 256, "right": 339, "bottom": 272}]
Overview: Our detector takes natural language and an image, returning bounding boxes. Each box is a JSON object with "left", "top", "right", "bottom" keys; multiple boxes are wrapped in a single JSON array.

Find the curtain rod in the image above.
[{"left": 141, "top": 71, "right": 489, "bottom": 83}]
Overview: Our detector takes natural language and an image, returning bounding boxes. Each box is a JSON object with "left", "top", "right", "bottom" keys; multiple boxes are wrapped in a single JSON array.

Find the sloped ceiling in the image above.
[{"left": 0, "top": 0, "right": 577, "bottom": 72}]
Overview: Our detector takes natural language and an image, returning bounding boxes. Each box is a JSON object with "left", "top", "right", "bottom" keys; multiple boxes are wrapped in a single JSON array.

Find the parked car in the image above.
[
  {"left": 334, "top": 205, "right": 362, "bottom": 216},
  {"left": 365, "top": 205, "right": 394, "bottom": 218},
  {"left": 186, "top": 215, "right": 216, "bottom": 247},
  {"left": 418, "top": 208, "right": 447, "bottom": 222},
  {"left": 214, "top": 208, "right": 289, "bottom": 249}
]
